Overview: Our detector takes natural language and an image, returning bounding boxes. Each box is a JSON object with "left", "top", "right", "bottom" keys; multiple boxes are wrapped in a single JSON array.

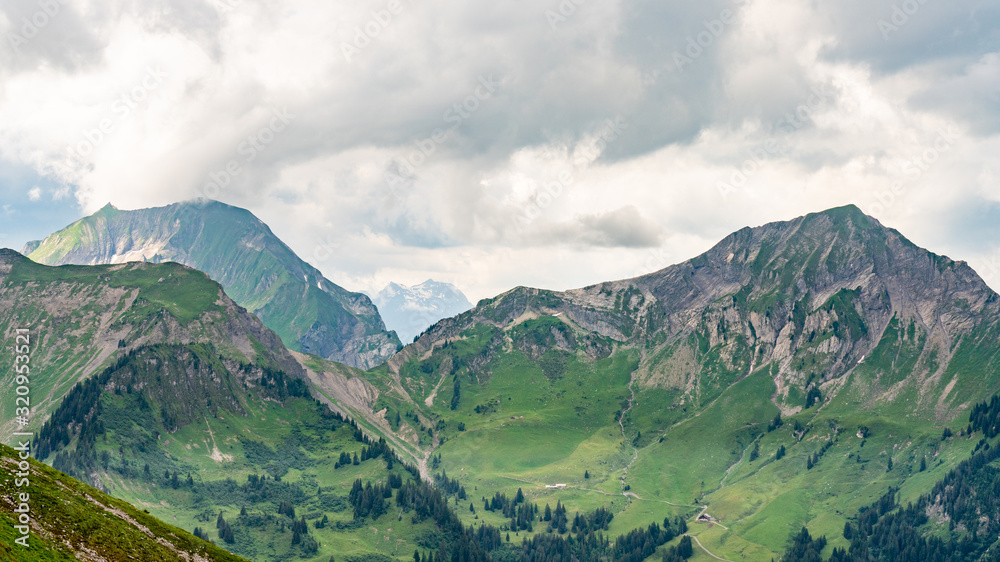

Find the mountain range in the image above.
[
  {"left": 4, "top": 203, "right": 1000, "bottom": 561},
  {"left": 372, "top": 280, "right": 473, "bottom": 344},
  {"left": 363, "top": 204, "right": 1000, "bottom": 558},
  {"left": 0, "top": 247, "right": 431, "bottom": 560},
  {"left": 22, "top": 200, "right": 401, "bottom": 369}
]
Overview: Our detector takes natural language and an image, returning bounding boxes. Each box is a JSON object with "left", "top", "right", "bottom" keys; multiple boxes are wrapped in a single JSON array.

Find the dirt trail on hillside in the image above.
[
  {"left": 617, "top": 370, "right": 639, "bottom": 508},
  {"left": 425, "top": 369, "right": 448, "bottom": 407},
  {"left": 717, "top": 435, "right": 760, "bottom": 491},
  {"left": 204, "top": 416, "right": 233, "bottom": 462},
  {"left": 689, "top": 535, "right": 733, "bottom": 561}
]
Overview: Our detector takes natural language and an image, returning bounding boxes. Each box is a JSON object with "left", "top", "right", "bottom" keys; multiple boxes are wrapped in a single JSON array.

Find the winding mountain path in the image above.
[
  {"left": 717, "top": 435, "right": 761, "bottom": 491},
  {"left": 689, "top": 534, "right": 733, "bottom": 561},
  {"left": 617, "top": 370, "right": 639, "bottom": 509}
]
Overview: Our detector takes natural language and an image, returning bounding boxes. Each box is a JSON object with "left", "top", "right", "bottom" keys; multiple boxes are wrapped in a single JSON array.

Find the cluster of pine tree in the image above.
[
  {"left": 451, "top": 377, "right": 461, "bottom": 410},
  {"left": 396, "top": 478, "right": 493, "bottom": 561},
  {"left": 972, "top": 437, "right": 992, "bottom": 455},
  {"left": 485, "top": 489, "right": 524, "bottom": 514},
  {"left": 277, "top": 500, "right": 296, "bottom": 518},
  {"left": 486, "top": 489, "right": 537, "bottom": 532},
  {"left": 257, "top": 366, "right": 311, "bottom": 400},
  {"left": 479, "top": 490, "right": 614, "bottom": 536},
  {"left": 36, "top": 353, "right": 118, "bottom": 461},
  {"left": 348, "top": 479, "right": 392, "bottom": 520},
  {"left": 805, "top": 387, "right": 822, "bottom": 408},
  {"left": 330, "top": 420, "right": 419, "bottom": 474},
  {"left": 273, "top": 500, "right": 319, "bottom": 554},
  {"left": 349, "top": 425, "right": 420, "bottom": 478},
  {"left": 353, "top": 465, "right": 694, "bottom": 562},
  {"left": 291, "top": 515, "right": 316, "bottom": 551},
  {"left": 516, "top": 529, "right": 611, "bottom": 561},
  {"left": 660, "top": 535, "right": 693, "bottom": 562},
  {"left": 781, "top": 527, "right": 826, "bottom": 562},
  {"left": 507, "top": 516, "right": 685, "bottom": 562},
  {"left": 396, "top": 479, "right": 465, "bottom": 528},
  {"left": 969, "top": 394, "right": 1000, "bottom": 438},
  {"left": 217, "top": 511, "right": 235, "bottom": 544},
  {"left": 609, "top": 520, "right": 683, "bottom": 562},
  {"left": 36, "top": 344, "right": 325, "bottom": 479},
  {"left": 546, "top": 501, "right": 568, "bottom": 534},
  {"left": 360, "top": 437, "right": 394, "bottom": 463},
  {"left": 434, "top": 471, "right": 468, "bottom": 499},
  {"left": 570, "top": 507, "right": 614, "bottom": 535},
  {"left": 334, "top": 451, "right": 359, "bottom": 468},
  {"left": 388, "top": 472, "right": 405, "bottom": 489},
  {"left": 783, "top": 436, "right": 1000, "bottom": 561},
  {"left": 806, "top": 441, "right": 833, "bottom": 470}
]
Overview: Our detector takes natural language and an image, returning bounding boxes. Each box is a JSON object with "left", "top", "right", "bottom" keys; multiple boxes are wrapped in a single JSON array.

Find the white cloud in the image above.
[
  {"left": 0, "top": 0, "right": 998, "bottom": 300},
  {"left": 27, "top": 186, "right": 41, "bottom": 201}
]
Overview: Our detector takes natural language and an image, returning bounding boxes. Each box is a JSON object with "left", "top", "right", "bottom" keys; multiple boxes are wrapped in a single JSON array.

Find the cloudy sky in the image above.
[{"left": 1, "top": 0, "right": 999, "bottom": 301}]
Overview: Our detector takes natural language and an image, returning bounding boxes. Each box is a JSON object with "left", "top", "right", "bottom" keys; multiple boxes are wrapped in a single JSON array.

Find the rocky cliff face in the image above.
[
  {"left": 22, "top": 200, "right": 401, "bottom": 369},
  {"left": 395, "top": 206, "right": 1000, "bottom": 418}
]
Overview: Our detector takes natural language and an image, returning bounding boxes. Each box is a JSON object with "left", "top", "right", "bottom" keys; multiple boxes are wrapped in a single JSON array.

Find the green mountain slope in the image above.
[
  {"left": 23, "top": 200, "right": 401, "bottom": 369},
  {"left": 34, "top": 343, "right": 441, "bottom": 561},
  {"left": 0, "top": 442, "right": 246, "bottom": 561},
  {"left": 11, "top": 203, "right": 1000, "bottom": 561},
  {"left": 0, "top": 250, "right": 439, "bottom": 562},
  {"left": 0, "top": 249, "right": 468, "bottom": 561},
  {"left": 0, "top": 248, "right": 303, "bottom": 439},
  {"left": 357, "top": 205, "right": 1000, "bottom": 560}
]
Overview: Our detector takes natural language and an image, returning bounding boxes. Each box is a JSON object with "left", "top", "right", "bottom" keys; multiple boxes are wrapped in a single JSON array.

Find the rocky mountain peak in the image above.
[
  {"left": 23, "top": 199, "right": 401, "bottom": 369},
  {"left": 400, "top": 206, "right": 999, "bottom": 419},
  {"left": 0, "top": 248, "right": 24, "bottom": 263}
]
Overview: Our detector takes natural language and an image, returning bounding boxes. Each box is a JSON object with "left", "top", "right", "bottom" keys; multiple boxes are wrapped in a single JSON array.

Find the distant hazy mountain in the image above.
[
  {"left": 23, "top": 200, "right": 401, "bottom": 368},
  {"left": 372, "top": 280, "right": 473, "bottom": 343}
]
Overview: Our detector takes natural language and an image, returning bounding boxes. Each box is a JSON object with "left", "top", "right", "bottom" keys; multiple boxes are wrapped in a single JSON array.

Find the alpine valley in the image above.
[{"left": 3, "top": 203, "right": 1000, "bottom": 562}]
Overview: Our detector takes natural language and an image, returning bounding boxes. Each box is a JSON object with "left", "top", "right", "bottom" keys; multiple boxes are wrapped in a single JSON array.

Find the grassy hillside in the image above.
[
  {"left": 0, "top": 249, "right": 302, "bottom": 440},
  {"left": 349, "top": 206, "right": 1000, "bottom": 560},
  {"left": 11, "top": 204, "right": 1000, "bottom": 561},
  {"left": 31, "top": 338, "right": 452, "bottom": 561},
  {"left": 361, "top": 319, "right": 996, "bottom": 560},
  {"left": 0, "top": 442, "right": 246, "bottom": 561},
  {"left": 0, "top": 250, "right": 430, "bottom": 560}
]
